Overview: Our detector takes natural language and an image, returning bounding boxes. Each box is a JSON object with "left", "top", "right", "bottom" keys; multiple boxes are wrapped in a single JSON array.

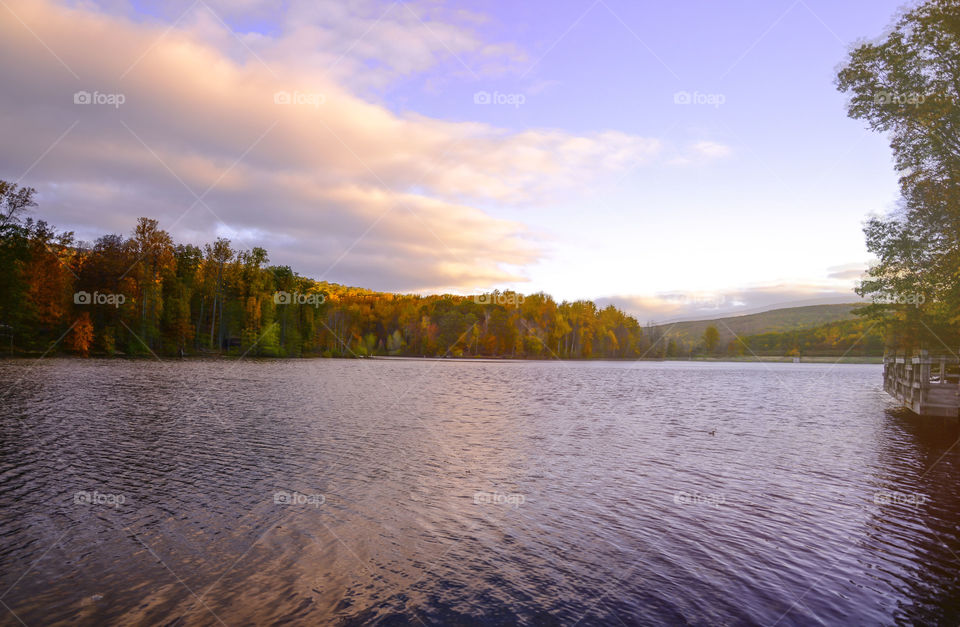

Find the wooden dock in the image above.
[{"left": 883, "top": 352, "right": 960, "bottom": 417}]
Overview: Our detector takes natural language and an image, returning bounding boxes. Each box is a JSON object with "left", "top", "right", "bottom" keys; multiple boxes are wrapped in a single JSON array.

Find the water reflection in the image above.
[
  {"left": 877, "top": 410, "right": 960, "bottom": 625},
  {"left": 0, "top": 359, "right": 958, "bottom": 625}
]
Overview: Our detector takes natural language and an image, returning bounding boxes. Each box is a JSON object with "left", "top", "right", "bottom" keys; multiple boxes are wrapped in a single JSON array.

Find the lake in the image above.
[{"left": 1, "top": 359, "right": 958, "bottom": 625}]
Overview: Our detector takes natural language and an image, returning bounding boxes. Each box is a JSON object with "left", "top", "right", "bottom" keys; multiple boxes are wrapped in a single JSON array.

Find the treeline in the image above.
[
  {"left": 0, "top": 182, "right": 657, "bottom": 359},
  {"left": 837, "top": 0, "right": 960, "bottom": 352},
  {"left": 658, "top": 318, "right": 885, "bottom": 358},
  {"left": 728, "top": 318, "right": 884, "bottom": 357}
]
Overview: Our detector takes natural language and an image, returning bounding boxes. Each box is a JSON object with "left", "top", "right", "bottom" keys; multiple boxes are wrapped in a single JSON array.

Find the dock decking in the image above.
[{"left": 883, "top": 352, "right": 960, "bottom": 417}]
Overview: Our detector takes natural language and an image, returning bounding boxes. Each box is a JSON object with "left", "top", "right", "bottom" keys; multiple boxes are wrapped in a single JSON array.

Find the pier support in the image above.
[{"left": 883, "top": 352, "right": 960, "bottom": 417}]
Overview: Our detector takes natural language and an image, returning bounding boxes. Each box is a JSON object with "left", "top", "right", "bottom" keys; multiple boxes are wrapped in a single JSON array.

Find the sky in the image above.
[{"left": 0, "top": 0, "right": 910, "bottom": 321}]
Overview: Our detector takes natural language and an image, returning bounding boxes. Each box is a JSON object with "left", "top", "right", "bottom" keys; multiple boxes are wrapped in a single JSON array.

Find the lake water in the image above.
[{"left": 1, "top": 358, "right": 959, "bottom": 625}]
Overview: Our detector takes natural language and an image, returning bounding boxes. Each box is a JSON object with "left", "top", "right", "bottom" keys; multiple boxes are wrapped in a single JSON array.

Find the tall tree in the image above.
[
  {"left": 838, "top": 0, "right": 960, "bottom": 350},
  {"left": 703, "top": 325, "right": 720, "bottom": 353},
  {"left": 129, "top": 218, "right": 175, "bottom": 349},
  {"left": 0, "top": 182, "right": 37, "bottom": 332}
]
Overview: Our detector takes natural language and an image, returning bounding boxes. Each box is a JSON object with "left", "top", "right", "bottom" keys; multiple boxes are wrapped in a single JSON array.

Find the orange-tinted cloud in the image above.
[{"left": 0, "top": 0, "right": 696, "bottom": 291}]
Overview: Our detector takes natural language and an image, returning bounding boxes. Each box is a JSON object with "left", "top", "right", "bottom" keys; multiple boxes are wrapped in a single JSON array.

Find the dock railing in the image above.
[{"left": 883, "top": 350, "right": 960, "bottom": 416}]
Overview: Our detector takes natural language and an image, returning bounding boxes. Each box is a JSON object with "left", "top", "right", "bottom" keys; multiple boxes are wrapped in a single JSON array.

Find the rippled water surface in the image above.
[{"left": 1, "top": 358, "right": 959, "bottom": 625}]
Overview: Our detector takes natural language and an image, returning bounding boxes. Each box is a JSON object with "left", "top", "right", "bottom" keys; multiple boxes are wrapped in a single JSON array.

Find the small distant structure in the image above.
[
  {"left": 884, "top": 350, "right": 960, "bottom": 417},
  {"left": 792, "top": 356, "right": 800, "bottom": 363}
]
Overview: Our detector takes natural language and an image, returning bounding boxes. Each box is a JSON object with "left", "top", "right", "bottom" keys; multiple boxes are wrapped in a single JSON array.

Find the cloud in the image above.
[
  {"left": 94, "top": 0, "right": 529, "bottom": 91},
  {"left": 597, "top": 283, "right": 865, "bottom": 323},
  {"left": 527, "top": 79, "right": 562, "bottom": 95},
  {"left": 826, "top": 262, "right": 867, "bottom": 281},
  {"left": 691, "top": 140, "right": 731, "bottom": 159},
  {"left": 0, "top": 0, "right": 667, "bottom": 292},
  {"left": 667, "top": 140, "right": 732, "bottom": 166}
]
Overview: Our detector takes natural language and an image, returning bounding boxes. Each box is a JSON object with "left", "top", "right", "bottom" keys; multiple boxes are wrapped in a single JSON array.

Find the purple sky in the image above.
[{"left": 0, "top": 0, "right": 908, "bottom": 320}]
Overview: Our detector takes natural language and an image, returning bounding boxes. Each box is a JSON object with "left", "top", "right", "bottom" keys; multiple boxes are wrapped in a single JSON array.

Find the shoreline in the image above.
[{"left": 0, "top": 353, "right": 884, "bottom": 364}]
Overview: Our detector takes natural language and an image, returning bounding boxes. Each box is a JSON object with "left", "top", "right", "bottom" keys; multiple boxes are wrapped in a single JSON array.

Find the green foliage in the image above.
[
  {"left": 738, "top": 318, "right": 885, "bottom": 356},
  {"left": 654, "top": 304, "right": 864, "bottom": 353},
  {"left": 0, "top": 182, "right": 37, "bottom": 333},
  {"left": 0, "top": 193, "right": 659, "bottom": 359},
  {"left": 656, "top": 309, "right": 885, "bottom": 357},
  {"left": 838, "top": 0, "right": 960, "bottom": 351},
  {"left": 703, "top": 325, "right": 720, "bottom": 353}
]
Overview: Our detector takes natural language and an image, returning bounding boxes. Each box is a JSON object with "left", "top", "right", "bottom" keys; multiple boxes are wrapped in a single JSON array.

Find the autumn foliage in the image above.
[{"left": 0, "top": 184, "right": 659, "bottom": 359}]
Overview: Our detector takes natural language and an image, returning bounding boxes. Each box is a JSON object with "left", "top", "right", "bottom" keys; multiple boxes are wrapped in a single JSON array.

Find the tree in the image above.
[
  {"left": 70, "top": 312, "right": 95, "bottom": 356},
  {"left": 78, "top": 233, "right": 135, "bottom": 353},
  {"left": 204, "top": 238, "right": 233, "bottom": 350},
  {"left": 129, "top": 217, "right": 175, "bottom": 349},
  {"left": 703, "top": 325, "right": 720, "bottom": 353},
  {"left": 837, "top": 0, "right": 960, "bottom": 350},
  {"left": 0, "top": 186, "right": 668, "bottom": 360},
  {"left": 0, "top": 182, "right": 37, "bottom": 332},
  {"left": 0, "top": 181, "right": 37, "bottom": 226}
]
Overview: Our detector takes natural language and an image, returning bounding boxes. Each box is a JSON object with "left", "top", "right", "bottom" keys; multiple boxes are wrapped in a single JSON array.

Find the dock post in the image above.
[
  {"left": 921, "top": 351, "right": 929, "bottom": 411},
  {"left": 905, "top": 358, "right": 912, "bottom": 406}
]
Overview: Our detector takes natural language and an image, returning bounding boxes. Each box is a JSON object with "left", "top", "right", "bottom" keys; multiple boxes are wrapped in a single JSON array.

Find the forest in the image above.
[
  {"left": 0, "top": 181, "right": 920, "bottom": 360},
  {"left": 0, "top": 180, "right": 909, "bottom": 360},
  {"left": 732, "top": 319, "right": 884, "bottom": 357},
  {"left": 0, "top": 182, "right": 667, "bottom": 359}
]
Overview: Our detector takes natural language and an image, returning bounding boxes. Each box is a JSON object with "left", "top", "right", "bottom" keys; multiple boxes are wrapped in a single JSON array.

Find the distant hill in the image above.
[{"left": 653, "top": 304, "right": 862, "bottom": 344}]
